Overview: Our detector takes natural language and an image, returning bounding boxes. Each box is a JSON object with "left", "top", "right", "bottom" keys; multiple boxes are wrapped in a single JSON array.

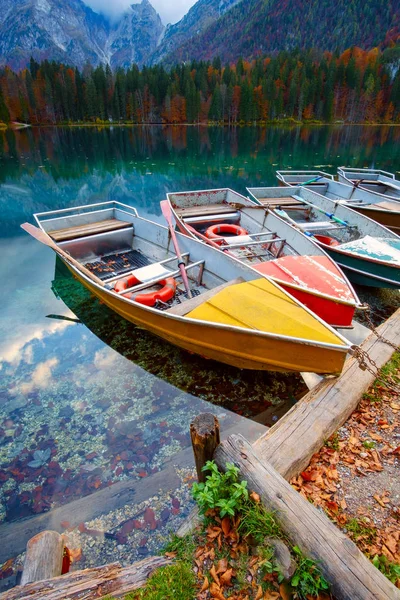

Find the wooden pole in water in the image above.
[
  {"left": 21, "top": 531, "right": 64, "bottom": 586},
  {"left": 190, "top": 413, "right": 220, "bottom": 483}
]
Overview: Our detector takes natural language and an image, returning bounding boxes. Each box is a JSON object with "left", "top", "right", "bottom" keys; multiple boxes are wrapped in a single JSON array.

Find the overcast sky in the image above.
[{"left": 84, "top": 0, "right": 197, "bottom": 24}]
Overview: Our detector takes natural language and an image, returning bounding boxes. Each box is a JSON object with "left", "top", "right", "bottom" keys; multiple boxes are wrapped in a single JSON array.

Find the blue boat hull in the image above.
[{"left": 321, "top": 247, "right": 400, "bottom": 289}]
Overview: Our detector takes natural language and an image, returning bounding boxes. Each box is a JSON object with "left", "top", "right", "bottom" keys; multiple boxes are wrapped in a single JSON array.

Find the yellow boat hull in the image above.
[{"left": 69, "top": 266, "right": 347, "bottom": 374}]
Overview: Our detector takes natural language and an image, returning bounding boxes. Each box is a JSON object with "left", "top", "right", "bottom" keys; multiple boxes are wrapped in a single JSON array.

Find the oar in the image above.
[
  {"left": 275, "top": 208, "right": 314, "bottom": 237},
  {"left": 292, "top": 196, "right": 350, "bottom": 227},
  {"left": 160, "top": 201, "right": 192, "bottom": 298},
  {"left": 21, "top": 222, "right": 105, "bottom": 286},
  {"left": 298, "top": 175, "right": 323, "bottom": 186},
  {"left": 46, "top": 314, "right": 81, "bottom": 324}
]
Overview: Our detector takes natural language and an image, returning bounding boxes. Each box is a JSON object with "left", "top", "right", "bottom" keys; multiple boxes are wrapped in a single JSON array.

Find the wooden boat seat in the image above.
[
  {"left": 175, "top": 204, "right": 237, "bottom": 218},
  {"left": 166, "top": 277, "right": 245, "bottom": 316},
  {"left": 257, "top": 197, "right": 303, "bottom": 207},
  {"left": 49, "top": 218, "right": 132, "bottom": 242}
]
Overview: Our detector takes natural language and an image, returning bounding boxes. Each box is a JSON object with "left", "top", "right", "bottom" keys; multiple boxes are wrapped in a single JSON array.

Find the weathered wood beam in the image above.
[
  {"left": 214, "top": 434, "right": 400, "bottom": 600},
  {"left": 190, "top": 413, "right": 220, "bottom": 482},
  {"left": 0, "top": 556, "right": 170, "bottom": 600},
  {"left": 253, "top": 308, "right": 400, "bottom": 481},
  {"left": 21, "top": 531, "right": 64, "bottom": 586}
]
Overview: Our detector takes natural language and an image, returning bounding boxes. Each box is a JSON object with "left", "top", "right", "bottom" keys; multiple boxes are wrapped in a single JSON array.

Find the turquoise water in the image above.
[{"left": 0, "top": 125, "right": 399, "bottom": 576}]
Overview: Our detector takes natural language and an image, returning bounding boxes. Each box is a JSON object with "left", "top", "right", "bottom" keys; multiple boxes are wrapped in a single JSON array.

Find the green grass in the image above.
[
  {"left": 162, "top": 534, "right": 196, "bottom": 563},
  {"left": 126, "top": 562, "right": 197, "bottom": 600},
  {"left": 346, "top": 518, "right": 377, "bottom": 543},
  {"left": 372, "top": 555, "right": 400, "bottom": 585},
  {"left": 238, "top": 501, "right": 281, "bottom": 544},
  {"left": 325, "top": 432, "right": 340, "bottom": 450}
]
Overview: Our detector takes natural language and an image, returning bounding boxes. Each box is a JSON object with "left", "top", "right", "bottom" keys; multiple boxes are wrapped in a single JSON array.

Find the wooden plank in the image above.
[
  {"left": 253, "top": 308, "right": 400, "bottom": 481},
  {"left": 175, "top": 204, "right": 237, "bottom": 218},
  {"left": 257, "top": 197, "right": 303, "bottom": 206},
  {"left": 166, "top": 277, "right": 245, "bottom": 316},
  {"left": 0, "top": 556, "right": 170, "bottom": 600},
  {"left": 214, "top": 435, "right": 399, "bottom": 600},
  {"left": 21, "top": 531, "right": 64, "bottom": 586},
  {"left": 50, "top": 219, "right": 132, "bottom": 242}
]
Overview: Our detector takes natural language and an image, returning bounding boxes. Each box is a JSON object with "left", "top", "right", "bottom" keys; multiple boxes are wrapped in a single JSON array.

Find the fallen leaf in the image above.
[
  {"left": 250, "top": 491, "right": 261, "bottom": 503},
  {"left": 209, "top": 564, "right": 220, "bottom": 585},
  {"left": 216, "top": 558, "right": 228, "bottom": 574},
  {"left": 220, "top": 568, "right": 233, "bottom": 586},
  {"left": 164, "top": 552, "right": 177, "bottom": 558},
  {"left": 200, "top": 576, "right": 209, "bottom": 592},
  {"left": 255, "top": 585, "right": 263, "bottom": 600},
  {"left": 69, "top": 547, "right": 82, "bottom": 563},
  {"left": 279, "top": 581, "right": 294, "bottom": 599},
  {"left": 221, "top": 516, "right": 231, "bottom": 536},
  {"left": 210, "top": 582, "right": 225, "bottom": 600}
]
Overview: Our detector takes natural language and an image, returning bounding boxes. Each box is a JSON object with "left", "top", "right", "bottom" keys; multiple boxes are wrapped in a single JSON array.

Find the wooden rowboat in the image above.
[
  {"left": 166, "top": 188, "right": 361, "bottom": 328},
  {"left": 247, "top": 185, "right": 400, "bottom": 289},
  {"left": 27, "top": 201, "right": 350, "bottom": 374},
  {"left": 277, "top": 169, "right": 400, "bottom": 234}
]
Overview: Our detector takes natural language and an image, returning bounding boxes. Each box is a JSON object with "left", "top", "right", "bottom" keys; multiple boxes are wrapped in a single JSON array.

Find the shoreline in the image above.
[{"left": 3, "top": 121, "right": 400, "bottom": 130}]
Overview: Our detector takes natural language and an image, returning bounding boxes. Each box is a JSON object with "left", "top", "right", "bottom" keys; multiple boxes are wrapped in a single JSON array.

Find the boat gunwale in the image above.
[{"left": 33, "top": 202, "right": 351, "bottom": 352}]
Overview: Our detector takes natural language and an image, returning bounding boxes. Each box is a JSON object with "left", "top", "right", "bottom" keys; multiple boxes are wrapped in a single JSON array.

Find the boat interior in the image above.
[
  {"left": 339, "top": 169, "right": 400, "bottom": 199},
  {"left": 34, "top": 201, "right": 259, "bottom": 316},
  {"left": 168, "top": 189, "right": 328, "bottom": 267},
  {"left": 277, "top": 170, "right": 400, "bottom": 208}
]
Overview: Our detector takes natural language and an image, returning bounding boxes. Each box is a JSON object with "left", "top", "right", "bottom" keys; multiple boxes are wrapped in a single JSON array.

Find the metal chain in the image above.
[
  {"left": 350, "top": 345, "right": 400, "bottom": 394},
  {"left": 361, "top": 303, "right": 399, "bottom": 352}
]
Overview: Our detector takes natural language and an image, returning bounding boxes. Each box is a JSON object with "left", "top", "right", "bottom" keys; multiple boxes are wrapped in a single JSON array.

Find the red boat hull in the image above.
[{"left": 253, "top": 256, "right": 357, "bottom": 327}]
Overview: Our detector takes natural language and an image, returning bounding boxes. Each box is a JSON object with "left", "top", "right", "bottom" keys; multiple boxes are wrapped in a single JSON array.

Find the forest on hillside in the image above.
[{"left": 0, "top": 46, "right": 399, "bottom": 126}]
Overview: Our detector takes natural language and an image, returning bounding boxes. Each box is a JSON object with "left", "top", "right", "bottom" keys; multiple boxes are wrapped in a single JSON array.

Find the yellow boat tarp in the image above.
[{"left": 186, "top": 278, "right": 344, "bottom": 345}]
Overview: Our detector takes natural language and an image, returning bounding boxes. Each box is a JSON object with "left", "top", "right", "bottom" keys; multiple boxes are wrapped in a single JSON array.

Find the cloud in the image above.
[{"left": 83, "top": 0, "right": 197, "bottom": 25}]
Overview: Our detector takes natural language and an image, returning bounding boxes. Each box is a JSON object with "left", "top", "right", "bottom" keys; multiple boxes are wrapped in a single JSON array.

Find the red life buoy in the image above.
[
  {"left": 114, "top": 274, "right": 141, "bottom": 293},
  {"left": 205, "top": 223, "right": 248, "bottom": 244},
  {"left": 122, "top": 277, "right": 177, "bottom": 307},
  {"left": 314, "top": 235, "right": 340, "bottom": 247}
]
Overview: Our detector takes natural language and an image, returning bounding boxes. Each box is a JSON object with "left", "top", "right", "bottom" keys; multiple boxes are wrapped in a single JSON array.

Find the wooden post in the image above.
[
  {"left": 214, "top": 434, "right": 400, "bottom": 600},
  {"left": 21, "top": 531, "right": 64, "bottom": 586},
  {"left": 190, "top": 413, "right": 220, "bottom": 482}
]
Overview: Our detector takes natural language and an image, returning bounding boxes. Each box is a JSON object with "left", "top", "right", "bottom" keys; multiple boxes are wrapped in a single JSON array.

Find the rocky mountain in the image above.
[
  {"left": 157, "top": 0, "right": 400, "bottom": 66},
  {"left": 149, "top": 0, "right": 243, "bottom": 65},
  {"left": 0, "top": 0, "right": 164, "bottom": 70}
]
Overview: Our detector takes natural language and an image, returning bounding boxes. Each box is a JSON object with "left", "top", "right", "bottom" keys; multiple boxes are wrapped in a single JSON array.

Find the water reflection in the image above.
[
  {"left": 1, "top": 125, "right": 400, "bottom": 235},
  {"left": 0, "top": 125, "right": 399, "bottom": 572}
]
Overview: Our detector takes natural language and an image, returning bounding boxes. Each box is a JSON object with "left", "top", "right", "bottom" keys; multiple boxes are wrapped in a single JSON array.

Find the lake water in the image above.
[{"left": 0, "top": 125, "right": 399, "bottom": 580}]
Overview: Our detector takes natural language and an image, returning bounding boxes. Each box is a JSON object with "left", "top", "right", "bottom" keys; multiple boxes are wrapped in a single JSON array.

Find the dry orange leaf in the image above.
[
  {"left": 220, "top": 568, "right": 233, "bottom": 586},
  {"left": 200, "top": 576, "right": 209, "bottom": 592},
  {"left": 69, "top": 547, "right": 82, "bottom": 563},
  {"left": 216, "top": 558, "right": 228, "bottom": 574},
  {"left": 209, "top": 582, "right": 225, "bottom": 600},
  {"left": 254, "top": 585, "right": 263, "bottom": 600},
  {"left": 164, "top": 551, "right": 177, "bottom": 558},
  {"left": 221, "top": 516, "right": 231, "bottom": 536},
  {"left": 250, "top": 491, "right": 261, "bottom": 503},
  {"left": 209, "top": 564, "right": 220, "bottom": 585},
  {"left": 279, "top": 581, "right": 294, "bottom": 599}
]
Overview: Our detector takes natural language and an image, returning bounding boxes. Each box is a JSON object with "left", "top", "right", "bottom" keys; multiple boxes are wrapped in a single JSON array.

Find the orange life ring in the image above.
[
  {"left": 123, "top": 277, "right": 177, "bottom": 307},
  {"left": 205, "top": 223, "right": 248, "bottom": 244},
  {"left": 314, "top": 235, "right": 340, "bottom": 247},
  {"left": 114, "top": 274, "right": 141, "bottom": 293}
]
